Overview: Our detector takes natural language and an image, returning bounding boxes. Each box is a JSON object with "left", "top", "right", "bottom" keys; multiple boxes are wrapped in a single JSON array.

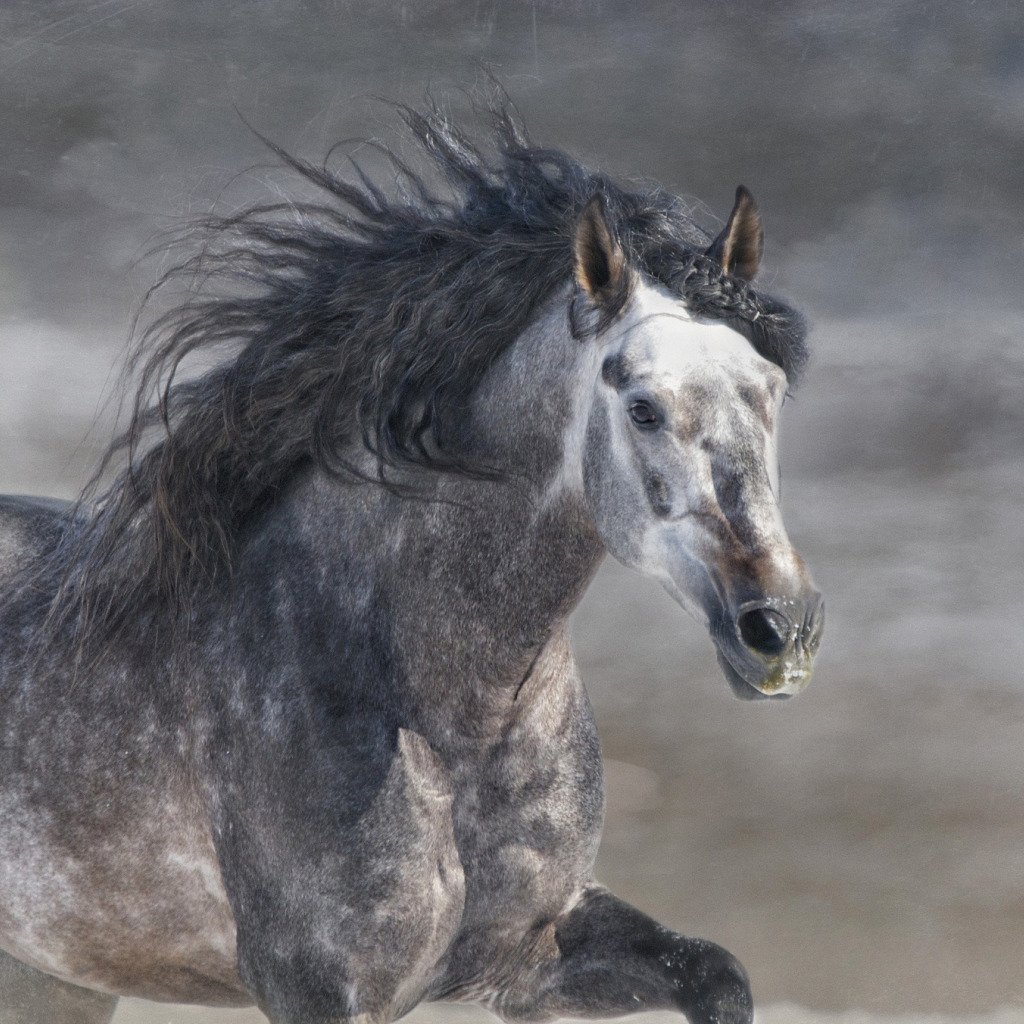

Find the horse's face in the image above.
[{"left": 573, "top": 192, "right": 822, "bottom": 699}]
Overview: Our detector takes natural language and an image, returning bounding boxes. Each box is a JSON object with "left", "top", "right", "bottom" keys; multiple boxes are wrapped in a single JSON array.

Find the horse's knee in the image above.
[{"left": 678, "top": 942, "right": 753, "bottom": 1024}]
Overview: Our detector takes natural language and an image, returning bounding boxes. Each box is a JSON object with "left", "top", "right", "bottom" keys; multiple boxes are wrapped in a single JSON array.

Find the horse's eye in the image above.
[{"left": 628, "top": 400, "right": 661, "bottom": 430}]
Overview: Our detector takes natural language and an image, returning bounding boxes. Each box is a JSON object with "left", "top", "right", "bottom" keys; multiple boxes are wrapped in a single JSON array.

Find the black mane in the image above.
[{"left": 41, "top": 100, "right": 807, "bottom": 645}]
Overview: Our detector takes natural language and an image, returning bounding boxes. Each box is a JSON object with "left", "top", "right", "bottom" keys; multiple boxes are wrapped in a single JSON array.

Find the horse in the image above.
[{"left": 0, "top": 102, "right": 822, "bottom": 1024}]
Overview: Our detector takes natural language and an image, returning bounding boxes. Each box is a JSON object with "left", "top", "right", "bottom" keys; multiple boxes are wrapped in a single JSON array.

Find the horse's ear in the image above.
[
  {"left": 574, "top": 194, "right": 626, "bottom": 301},
  {"left": 705, "top": 185, "right": 763, "bottom": 282}
]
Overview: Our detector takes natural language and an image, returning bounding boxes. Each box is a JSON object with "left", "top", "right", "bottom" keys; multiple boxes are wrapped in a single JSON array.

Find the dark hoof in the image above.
[{"left": 682, "top": 943, "right": 753, "bottom": 1024}]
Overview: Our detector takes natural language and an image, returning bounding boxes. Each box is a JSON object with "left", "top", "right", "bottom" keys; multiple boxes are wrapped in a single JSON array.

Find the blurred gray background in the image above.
[{"left": 2, "top": 1, "right": 1023, "bottom": 1021}]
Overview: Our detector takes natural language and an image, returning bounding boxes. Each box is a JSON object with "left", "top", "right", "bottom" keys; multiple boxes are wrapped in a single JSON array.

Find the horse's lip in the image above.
[{"left": 715, "top": 648, "right": 793, "bottom": 702}]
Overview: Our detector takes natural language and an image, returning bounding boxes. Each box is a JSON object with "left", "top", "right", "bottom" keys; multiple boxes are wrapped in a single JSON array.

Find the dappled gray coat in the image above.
[{"left": 0, "top": 102, "right": 821, "bottom": 1024}]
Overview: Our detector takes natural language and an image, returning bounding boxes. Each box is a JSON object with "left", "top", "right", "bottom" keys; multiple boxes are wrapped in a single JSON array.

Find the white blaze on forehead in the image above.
[
  {"left": 617, "top": 281, "right": 768, "bottom": 388},
  {"left": 618, "top": 280, "right": 785, "bottom": 497},
  {"left": 544, "top": 278, "right": 784, "bottom": 511},
  {"left": 615, "top": 280, "right": 788, "bottom": 539}
]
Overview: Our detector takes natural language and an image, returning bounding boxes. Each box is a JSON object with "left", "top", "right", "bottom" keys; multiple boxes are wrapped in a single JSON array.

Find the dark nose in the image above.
[
  {"left": 737, "top": 605, "right": 792, "bottom": 657},
  {"left": 736, "top": 593, "right": 824, "bottom": 660}
]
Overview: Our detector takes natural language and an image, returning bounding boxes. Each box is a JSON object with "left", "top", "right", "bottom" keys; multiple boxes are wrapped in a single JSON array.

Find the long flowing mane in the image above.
[{"left": 37, "top": 99, "right": 807, "bottom": 649}]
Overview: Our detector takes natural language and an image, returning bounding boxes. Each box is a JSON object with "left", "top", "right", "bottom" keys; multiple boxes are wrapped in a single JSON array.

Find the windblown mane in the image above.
[{"left": 39, "top": 99, "right": 807, "bottom": 649}]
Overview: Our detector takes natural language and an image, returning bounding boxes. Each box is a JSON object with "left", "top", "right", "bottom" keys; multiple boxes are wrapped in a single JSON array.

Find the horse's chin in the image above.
[{"left": 715, "top": 649, "right": 795, "bottom": 702}]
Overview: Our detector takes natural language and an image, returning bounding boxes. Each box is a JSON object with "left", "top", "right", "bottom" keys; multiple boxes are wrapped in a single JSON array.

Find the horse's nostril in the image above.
[{"left": 737, "top": 606, "right": 790, "bottom": 657}]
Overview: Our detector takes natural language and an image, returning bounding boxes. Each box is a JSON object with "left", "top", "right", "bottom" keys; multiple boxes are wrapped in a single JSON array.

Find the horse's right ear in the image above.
[
  {"left": 705, "top": 185, "right": 763, "bottom": 282},
  {"left": 574, "top": 194, "right": 626, "bottom": 302}
]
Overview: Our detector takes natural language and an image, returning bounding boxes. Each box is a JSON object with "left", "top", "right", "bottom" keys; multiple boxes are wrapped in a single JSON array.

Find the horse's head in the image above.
[{"left": 572, "top": 190, "right": 822, "bottom": 699}]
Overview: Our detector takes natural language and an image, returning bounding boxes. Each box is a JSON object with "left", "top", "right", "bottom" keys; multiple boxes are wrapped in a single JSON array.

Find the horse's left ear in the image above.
[
  {"left": 574, "top": 194, "right": 627, "bottom": 302},
  {"left": 706, "top": 185, "right": 764, "bottom": 282}
]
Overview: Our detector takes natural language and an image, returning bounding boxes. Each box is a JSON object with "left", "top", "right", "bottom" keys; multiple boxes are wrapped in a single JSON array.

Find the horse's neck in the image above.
[
  {"left": 454, "top": 290, "right": 600, "bottom": 487},
  {"left": 401, "top": 294, "right": 605, "bottom": 646},
  {"left": 277, "top": 300, "right": 605, "bottom": 716},
  {"left": 274, "top": 468, "right": 600, "bottom": 736}
]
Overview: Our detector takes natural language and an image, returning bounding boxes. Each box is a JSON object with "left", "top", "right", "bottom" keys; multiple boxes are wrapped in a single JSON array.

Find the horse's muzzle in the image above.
[{"left": 715, "top": 590, "right": 824, "bottom": 700}]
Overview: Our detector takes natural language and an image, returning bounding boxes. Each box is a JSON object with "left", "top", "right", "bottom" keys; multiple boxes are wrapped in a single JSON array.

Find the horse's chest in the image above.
[
  {"left": 448, "top": 674, "right": 605, "bottom": 931},
  {"left": 422, "top": 669, "right": 604, "bottom": 1001}
]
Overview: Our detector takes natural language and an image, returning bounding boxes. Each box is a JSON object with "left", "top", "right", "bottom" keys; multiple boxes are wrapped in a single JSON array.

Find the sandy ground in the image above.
[{"left": 112, "top": 1004, "right": 1024, "bottom": 1024}]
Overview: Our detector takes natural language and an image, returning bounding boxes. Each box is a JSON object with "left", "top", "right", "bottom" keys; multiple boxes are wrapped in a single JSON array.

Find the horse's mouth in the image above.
[{"left": 715, "top": 648, "right": 800, "bottom": 702}]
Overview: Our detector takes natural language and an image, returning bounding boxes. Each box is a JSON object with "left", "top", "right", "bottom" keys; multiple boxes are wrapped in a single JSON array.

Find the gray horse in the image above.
[{"left": 0, "top": 104, "right": 822, "bottom": 1024}]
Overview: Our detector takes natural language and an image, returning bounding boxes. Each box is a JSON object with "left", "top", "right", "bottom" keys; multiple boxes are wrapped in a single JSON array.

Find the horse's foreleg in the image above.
[
  {"left": 0, "top": 951, "right": 118, "bottom": 1024},
  {"left": 497, "top": 887, "right": 752, "bottom": 1024}
]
